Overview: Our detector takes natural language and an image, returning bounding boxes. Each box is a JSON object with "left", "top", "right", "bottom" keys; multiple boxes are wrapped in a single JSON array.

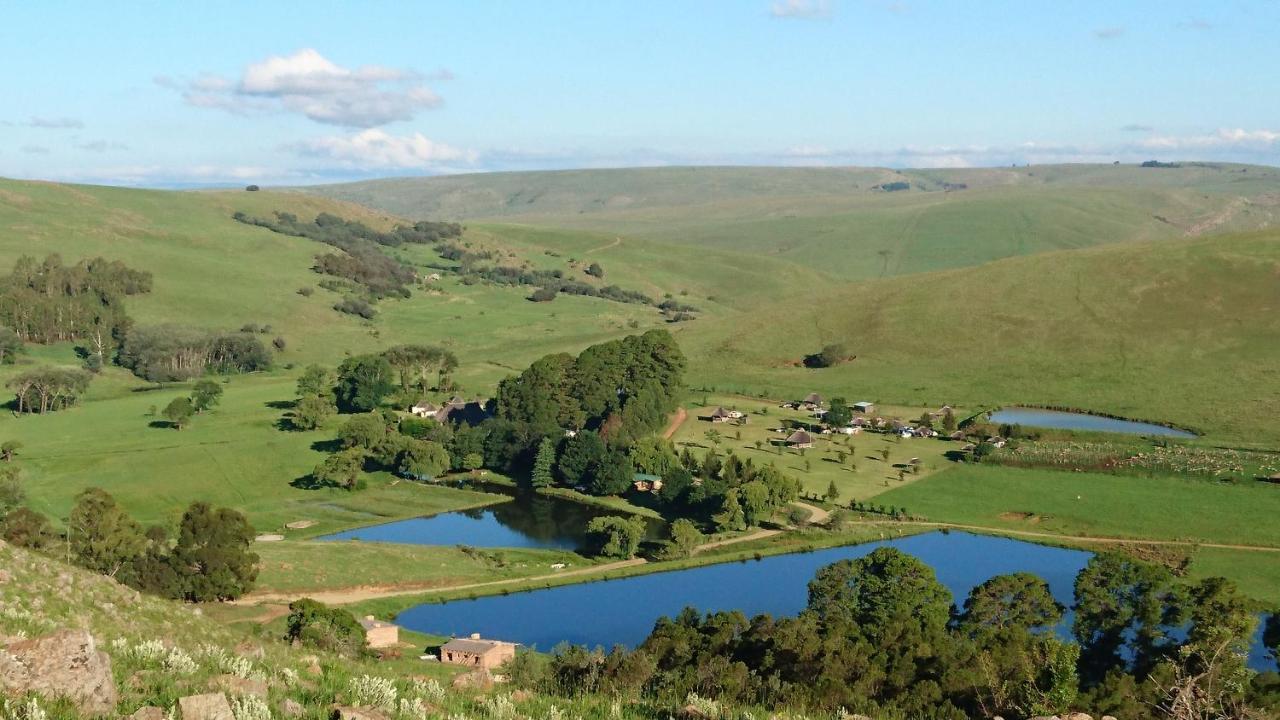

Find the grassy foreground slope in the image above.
[
  {"left": 298, "top": 164, "right": 1280, "bottom": 279},
  {"left": 678, "top": 229, "right": 1280, "bottom": 444}
]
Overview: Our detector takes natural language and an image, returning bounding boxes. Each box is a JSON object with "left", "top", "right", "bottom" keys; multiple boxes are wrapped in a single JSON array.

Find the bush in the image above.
[
  {"left": 529, "top": 287, "right": 557, "bottom": 302},
  {"left": 284, "top": 598, "right": 365, "bottom": 657},
  {"left": 334, "top": 297, "right": 377, "bottom": 319},
  {"left": 297, "top": 286, "right": 314, "bottom": 297}
]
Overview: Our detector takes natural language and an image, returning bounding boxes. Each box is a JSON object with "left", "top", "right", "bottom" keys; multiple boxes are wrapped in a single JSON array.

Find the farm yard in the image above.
[{"left": 668, "top": 395, "right": 959, "bottom": 502}]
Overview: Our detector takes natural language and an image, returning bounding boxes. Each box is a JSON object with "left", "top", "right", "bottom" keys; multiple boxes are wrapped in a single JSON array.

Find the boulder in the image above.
[
  {"left": 211, "top": 673, "right": 269, "bottom": 698},
  {"left": 0, "top": 629, "right": 118, "bottom": 716},
  {"left": 451, "top": 668, "right": 493, "bottom": 690},
  {"left": 178, "top": 693, "right": 235, "bottom": 720},
  {"left": 131, "top": 707, "right": 166, "bottom": 720},
  {"left": 331, "top": 706, "right": 389, "bottom": 720},
  {"left": 1063, "top": 714, "right": 1094, "bottom": 720},
  {"left": 280, "top": 699, "right": 305, "bottom": 718}
]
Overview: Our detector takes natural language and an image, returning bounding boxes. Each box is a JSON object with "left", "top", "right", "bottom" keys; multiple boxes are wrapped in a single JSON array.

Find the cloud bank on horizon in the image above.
[{"left": 2, "top": 1, "right": 1279, "bottom": 186}]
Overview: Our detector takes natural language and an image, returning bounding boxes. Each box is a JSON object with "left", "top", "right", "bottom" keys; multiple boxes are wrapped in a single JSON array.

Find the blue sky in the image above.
[{"left": 2, "top": 0, "right": 1278, "bottom": 186}]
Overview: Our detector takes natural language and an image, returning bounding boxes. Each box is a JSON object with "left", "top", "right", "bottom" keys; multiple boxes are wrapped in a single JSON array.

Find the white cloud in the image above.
[
  {"left": 1139, "top": 128, "right": 1280, "bottom": 151},
  {"left": 770, "top": 0, "right": 832, "bottom": 20},
  {"left": 1093, "top": 26, "right": 1125, "bottom": 40},
  {"left": 27, "top": 116, "right": 83, "bottom": 129},
  {"left": 161, "top": 49, "right": 443, "bottom": 128},
  {"left": 289, "top": 129, "right": 477, "bottom": 169},
  {"left": 76, "top": 140, "right": 130, "bottom": 153}
]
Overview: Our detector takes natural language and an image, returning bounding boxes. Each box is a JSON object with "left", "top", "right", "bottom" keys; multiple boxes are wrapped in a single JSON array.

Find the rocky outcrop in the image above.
[
  {"left": 211, "top": 673, "right": 269, "bottom": 698},
  {"left": 178, "top": 693, "right": 234, "bottom": 720},
  {"left": 451, "top": 668, "right": 493, "bottom": 690},
  {"left": 130, "top": 707, "right": 166, "bottom": 720},
  {"left": 0, "top": 629, "right": 118, "bottom": 716}
]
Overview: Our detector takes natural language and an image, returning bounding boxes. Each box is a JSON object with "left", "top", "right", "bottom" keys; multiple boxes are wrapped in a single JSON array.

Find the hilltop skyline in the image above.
[{"left": 3, "top": 0, "right": 1279, "bottom": 186}]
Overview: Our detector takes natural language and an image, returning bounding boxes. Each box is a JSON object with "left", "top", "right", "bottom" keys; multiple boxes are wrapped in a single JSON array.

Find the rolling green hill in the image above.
[
  {"left": 296, "top": 164, "right": 1280, "bottom": 279},
  {"left": 676, "top": 229, "right": 1280, "bottom": 444}
]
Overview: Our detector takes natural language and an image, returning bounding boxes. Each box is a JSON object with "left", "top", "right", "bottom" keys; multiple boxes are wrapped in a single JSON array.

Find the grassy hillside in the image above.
[
  {"left": 297, "top": 164, "right": 1280, "bottom": 279},
  {"left": 677, "top": 229, "right": 1280, "bottom": 444}
]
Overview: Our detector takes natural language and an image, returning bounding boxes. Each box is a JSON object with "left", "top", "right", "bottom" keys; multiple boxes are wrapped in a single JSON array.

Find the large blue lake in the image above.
[
  {"left": 989, "top": 408, "right": 1196, "bottom": 438},
  {"left": 395, "top": 531, "right": 1275, "bottom": 670}
]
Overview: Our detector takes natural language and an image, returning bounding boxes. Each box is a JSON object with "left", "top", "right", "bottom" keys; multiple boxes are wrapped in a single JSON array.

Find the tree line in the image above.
[{"left": 514, "top": 548, "right": 1280, "bottom": 720}]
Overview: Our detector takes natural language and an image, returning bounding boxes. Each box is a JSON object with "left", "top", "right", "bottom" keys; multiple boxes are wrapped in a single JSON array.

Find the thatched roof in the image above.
[{"left": 786, "top": 429, "right": 814, "bottom": 445}]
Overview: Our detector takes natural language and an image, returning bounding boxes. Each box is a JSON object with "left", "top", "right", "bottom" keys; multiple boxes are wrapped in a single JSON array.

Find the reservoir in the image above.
[{"left": 988, "top": 408, "right": 1196, "bottom": 438}]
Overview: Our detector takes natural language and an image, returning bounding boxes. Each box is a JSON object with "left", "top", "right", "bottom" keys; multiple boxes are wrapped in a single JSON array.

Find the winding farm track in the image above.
[
  {"left": 585, "top": 236, "right": 623, "bottom": 253},
  {"left": 879, "top": 520, "right": 1280, "bottom": 553},
  {"left": 661, "top": 407, "right": 688, "bottom": 439}
]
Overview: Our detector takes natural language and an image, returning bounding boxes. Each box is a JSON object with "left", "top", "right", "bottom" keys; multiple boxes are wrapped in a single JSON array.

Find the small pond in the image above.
[
  {"left": 319, "top": 486, "right": 665, "bottom": 551},
  {"left": 989, "top": 407, "right": 1196, "bottom": 438},
  {"left": 394, "top": 531, "right": 1275, "bottom": 670}
]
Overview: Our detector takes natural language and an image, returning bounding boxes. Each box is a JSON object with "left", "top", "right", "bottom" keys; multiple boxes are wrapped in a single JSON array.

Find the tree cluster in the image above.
[
  {"left": 0, "top": 254, "right": 151, "bottom": 357},
  {"left": 518, "top": 548, "right": 1276, "bottom": 720},
  {"left": 6, "top": 366, "right": 92, "bottom": 413},
  {"left": 4, "top": 487, "right": 258, "bottom": 602},
  {"left": 118, "top": 324, "right": 272, "bottom": 382}
]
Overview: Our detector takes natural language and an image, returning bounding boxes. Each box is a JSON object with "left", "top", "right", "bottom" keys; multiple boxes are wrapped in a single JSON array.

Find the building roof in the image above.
[
  {"left": 786, "top": 429, "right": 814, "bottom": 444},
  {"left": 709, "top": 406, "right": 732, "bottom": 418},
  {"left": 441, "top": 637, "right": 512, "bottom": 655},
  {"left": 633, "top": 473, "right": 662, "bottom": 482},
  {"left": 853, "top": 401, "right": 874, "bottom": 408},
  {"left": 412, "top": 402, "right": 438, "bottom": 412}
]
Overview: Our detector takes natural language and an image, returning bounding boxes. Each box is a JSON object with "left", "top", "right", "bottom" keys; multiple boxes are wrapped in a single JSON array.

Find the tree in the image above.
[
  {"left": 880, "top": 448, "right": 890, "bottom": 462},
  {"left": 2, "top": 507, "right": 55, "bottom": 549},
  {"left": 337, "top": 413, "right": 388, "bottom": 451},
  {"left": 959, "top": 572, "right": 1063, "bottom": 635},
  {"left": 462, "top": 452, "right": 484, "bottom": 474},
  {"left": 530, "top": 437, "right": 557, "bottom": 489},
  {"left": 285, "top": 598, "right": 365, "bottom": 657},
  {"left": 586, "top": 515, "right": 646, "bottom": 558},
  {"left": 292, "top": 394, "right": 335, "bottom": 430},
  {"left": 941, "top": 408, "right": 957, "bottom": 433},
  {"left": 1072, "top": 552, "right": 1185, "bottom": 682},
  {"left": 335, "top": 354, "right": 395, "bottom": 412},
  {"left": 585, "top": 262, "right": 604, "bottom": 278},
  {"left": 0, "top": 440, "right": 20, "bottom": 462},
  {"left": 738, "top": 480, "right": 772, "bottom": 526},
  {"left": 805, "top": 343, "right": 850, "bottom": 368},
  {"left": 826, "top": 398, "right": 852, "bottom": 428},
  {"left": 190, "top": 379, "right": 223, "bottom": 413},
  {"left": 590, "top": 450, "right": 635, "bottom": 496},
  {"left": 825, "top": 480, "right": 840, "bottom": 502},
  {"left": 806, "top": 547, "right": 953, "bottom": 641},
  {"left": 313, "top": 448, "right": 366, "bottom": 490},
  {"left": 296, "top": 364, "right": 335, "bottom": 400},
  {"left": 168, "top": 501, "right": 258, "bottom": 601},
  {"left": 557, "top": 431, "right": 606, "bottom": 487},
  {"left": 668, "top": 518, "right": 702, "bottom": 558},
  {"left": 397, "top": 440, "right": 450, "bottom": 480},
  {"left": 162, "top": 396, "right": 194, "bottom": 429},
  {"left": 0, "top": 327, "right": 23, "bottom": 365},
  {"left": 713, "top": 491, "right": 746, "bottom": 532},
  {"left": 67, "top": 487, "right": 145, "bottom": 577}
]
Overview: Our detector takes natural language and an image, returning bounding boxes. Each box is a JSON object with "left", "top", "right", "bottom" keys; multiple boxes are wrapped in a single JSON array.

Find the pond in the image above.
[
  {"left": 989, "top": 407, "right": 1196, "bottom": 438},
  {"left": 394, "top": 531, "right": 1275, "bottom": 670},
  {"left": 318, "top": 486, "right": 665, "bottom": 551}
]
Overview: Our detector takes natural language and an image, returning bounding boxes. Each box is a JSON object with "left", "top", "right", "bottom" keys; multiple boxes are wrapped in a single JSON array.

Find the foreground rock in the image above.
[
  {"left": 179, "top": 692, "right": 234, "bottom": 720},
  {"left": 0, "top": 629, "right": 118, "bottom": 715}
]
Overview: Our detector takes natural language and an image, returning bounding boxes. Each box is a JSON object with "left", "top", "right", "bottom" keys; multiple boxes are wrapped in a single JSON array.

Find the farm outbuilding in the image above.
[
  {"left": 359, "top": 616, "right": 400, "bottom": 648},
  {"left": 440, "top": 634, "right": 518, "bottom": 669}
]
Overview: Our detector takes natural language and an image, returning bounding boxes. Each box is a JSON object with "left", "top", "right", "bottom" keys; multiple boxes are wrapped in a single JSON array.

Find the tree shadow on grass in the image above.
[
  {"left": 310, "top": 438, "right": 342, "bottom": 453},
  {"left": 290, "top": 474, "right": 337, "bottom": 490},
  {"left": 148, "top": 420, "right": 179, "bottom": 430},
  {"left": 266, "top": 399, "right": 297, "bottom": 410}
]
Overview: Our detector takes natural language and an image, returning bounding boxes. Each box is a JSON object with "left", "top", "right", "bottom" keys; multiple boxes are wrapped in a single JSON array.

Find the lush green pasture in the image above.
[
  {"left": 1187, "top": 548, "right": 1280, "bottom": 605},
  {"left": 875, "top": 464, "right": 1280, "bottom": 547},
  {"left": 668, "top": 395, "right": 957, "bottom": 500},
  {"left": 254, "top": 539, "right": 592, "bottom": 594}
]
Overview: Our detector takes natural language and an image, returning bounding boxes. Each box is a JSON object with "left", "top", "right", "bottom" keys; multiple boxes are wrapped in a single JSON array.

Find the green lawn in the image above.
[
  {"left": 254, "top": 539, "right": 593, "bottom": 594},
  {"left": 875, "top": 464, "right": 1280, "bottom": 547}
]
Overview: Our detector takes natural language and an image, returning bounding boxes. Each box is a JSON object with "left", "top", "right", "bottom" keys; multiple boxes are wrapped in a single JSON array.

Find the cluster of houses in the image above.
[{"left": 773, "top": 394, "right": 964, "bottom": 446}]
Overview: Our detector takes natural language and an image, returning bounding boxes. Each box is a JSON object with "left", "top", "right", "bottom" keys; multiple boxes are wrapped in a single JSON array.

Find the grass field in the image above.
[
  {"left": 299, "top": 164, "right": 1280, "bottom": 279},
  {"left": 874, "top": 464, "right": 1280, "bottom": 547}
]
